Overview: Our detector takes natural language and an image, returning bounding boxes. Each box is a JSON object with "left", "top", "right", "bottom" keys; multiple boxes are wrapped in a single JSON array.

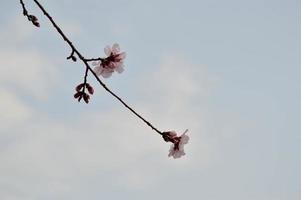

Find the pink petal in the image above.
[
  {"left": 92, "top": 61, "right": 100, "bottom": 66},
  {"left": 175, "top": 150, "right": 185, "bottom": 158},
  {"left": 169, "top": 131, "right": 177, "bottom": 137},
  {"left": 179, "top": 144, "right": 185, "bottom": 151},
  {"left": 101, "top": 72, "right": 112, "bottom": 78},
  {"left": 168, "top": 145, "right": 175, "bottom": 157},
  {"left": 93, "top": 66, "right": 103, "bottom": 76},
  {"left": 108, "top": 62, "right": 117, "bottom": 69},
  {"left": 104, "top": 45, "right": 112, "bottom": 56},
  {"left": 180, "top": 130, "right": 189, "bottom": 145},
  {"left": 180, "top": 135, "right": 189, "bottom": 145},
  {"left": 115, "top": 64, "right": 124, "bottom": 73},
  {"left": 117, "top": 52, "right": 126, "bottom": 60},
  {"left": 114, "top": 62, "right": 123, "bottom": 69},
  {"left": 112, "top": 43, "right": 120, "bottom": 54},
  {"left": 168, "top": 146, "right": 185, "bottom": 159},
  {"left": 101, "top": 68, "right": 113, "bottom": 78}
]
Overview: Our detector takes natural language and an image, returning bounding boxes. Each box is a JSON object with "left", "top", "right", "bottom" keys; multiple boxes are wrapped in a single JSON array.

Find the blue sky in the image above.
[{"left": 0, "top": 0, "right": 300, "bottom": 199}]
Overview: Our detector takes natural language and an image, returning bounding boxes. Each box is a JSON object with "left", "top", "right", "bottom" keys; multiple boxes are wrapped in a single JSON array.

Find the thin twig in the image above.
[
  {"left": 66, "top": 49, "right": 75, "bottom": 60},
  {"left": 84, "top": 57, "right": 104, "bottom": 62},
  {"left": 22, "top": 0, "right": 163, "bottom": 136},
  {"left": 82, "top": 66, "right": 89, "bottom": 93},
  {"left": 20, "top": 0, "right": 40, "bottom": 27},
  {"left": 20, "top": 0, "right": 28, "bottom": 16}
]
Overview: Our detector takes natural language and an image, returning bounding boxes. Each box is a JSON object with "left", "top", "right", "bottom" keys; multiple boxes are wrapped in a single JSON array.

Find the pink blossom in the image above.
[
  {"left": 163, "top": 129, "right": 189, "bottom": 159},
  {"left": 93, "top": 43, "right": 126, "bottom": 78}
]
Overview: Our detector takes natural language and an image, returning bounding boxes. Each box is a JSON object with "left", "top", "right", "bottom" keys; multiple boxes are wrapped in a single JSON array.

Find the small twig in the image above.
[
  {"left": 84, "top": 57, "right": 104, "bottom": 62},
  {"left": 82, "top": 66, "right": 89, "bottom": 93},
  {"left": 67, "top": 49, "right": 76, "bottom": 61},
  {"left": 20, "top": 0, "right": 28, "bottom": 16},
  {"left": 22, "top": 0, "right": 163, "bottom": 136},
  {"left": 20, "top": 0, "right": 40, "bottom": 27}
]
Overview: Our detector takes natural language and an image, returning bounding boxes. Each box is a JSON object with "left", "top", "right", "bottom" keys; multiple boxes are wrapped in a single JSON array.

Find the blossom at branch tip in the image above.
[
  {"left": 93, "top": 43, "right": 126, "bottom": 78},
  {"left": 163, "top": 129, "right": 189, "bottom": 159}
]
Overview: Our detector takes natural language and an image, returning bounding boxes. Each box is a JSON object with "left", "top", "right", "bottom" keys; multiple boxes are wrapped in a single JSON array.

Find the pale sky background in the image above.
[{"left": 0, "top": 0, "right": 300, "bottom": 199}]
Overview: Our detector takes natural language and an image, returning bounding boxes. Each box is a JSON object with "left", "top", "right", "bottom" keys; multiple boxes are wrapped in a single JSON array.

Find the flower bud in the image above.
[
  {"left": 74, "top": 91, "right": 83, "bottom": 99},
  {"left": 83, "top": 93, "right": 90, "bottom": 104},
  {"left": 86, "top": 83, "right": 94, "bottom": 95},
  {"left": 30, "top": 15, "right": 38, "bottom": 21},
  {"left": 71, "top": 55, "right": 77, "bottom": 62},
  {"left": 33, "top": 21, "right": 40, "bottom": 27},
  {"left": 75, "top": 83, "right": 85, "bottom": 92}
]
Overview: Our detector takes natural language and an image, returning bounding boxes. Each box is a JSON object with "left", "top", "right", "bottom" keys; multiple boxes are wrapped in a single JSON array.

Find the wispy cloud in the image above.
[
  {"left": 0, "top": 17, "right": 60, "bottom": 100},
  {"left": 0, "top": 50, "right": 217, "bottom": 198},
  {"left": 0, "top": 88, "right": 32, "bottom": 130}
]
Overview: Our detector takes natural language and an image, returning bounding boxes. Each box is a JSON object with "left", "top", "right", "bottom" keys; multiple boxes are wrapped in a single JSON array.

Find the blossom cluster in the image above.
[
  {"left": 92, "top": 43, "right": 126, "bottom": 78},
  {"left": 163, "top": 129, "right": 189, "bottom": 159}
]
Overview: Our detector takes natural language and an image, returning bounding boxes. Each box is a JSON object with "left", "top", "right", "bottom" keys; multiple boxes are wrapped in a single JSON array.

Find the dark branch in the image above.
[
  {"left": 84, "top": 57, "right": 104, "bottom": 62},
  {"left": 21, "top": 0, "right": 163, "bottom": 136},
  {"left": 20, "top": 0, "right": 28, "bottom": 16},
  {"left": 20, "top": 0, "right": 40, "bottom": 27},
  {"left": 67, "top": 49, "right": 77, "bottom": 61}
]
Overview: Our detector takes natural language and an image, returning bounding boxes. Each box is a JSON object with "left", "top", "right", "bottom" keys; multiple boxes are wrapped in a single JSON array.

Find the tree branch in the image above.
[{"left": 21, "top": 0, "right": 163, "bottom": 136}]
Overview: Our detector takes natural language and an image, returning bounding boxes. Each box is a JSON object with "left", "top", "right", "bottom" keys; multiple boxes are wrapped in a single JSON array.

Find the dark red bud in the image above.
[
  {"left": 162, "top": 131, "right": 177, "bottom": 143},
  {"left": 33, "top": 21, "right": 40, "bottom": 27},
  {"left": 76, "top": 83, "right": 85, "bottom": 92},
  {"left": 74, "top": 91, "right": 82, "bottom": 99},
  {"left": 86, "top": 83, "right": 94, "bottom": 95},
  {"left": 162, "top": 134, "right": 170, "bottom": 142},
  {"left": 71, "top": 56, "right": 77, "bottom": 62},
  {"left": 83, "top": 93, "right": 90, "bottom": 104},
  {"left": 29, "top": 15, "right": 38, "bottom": 21}
]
